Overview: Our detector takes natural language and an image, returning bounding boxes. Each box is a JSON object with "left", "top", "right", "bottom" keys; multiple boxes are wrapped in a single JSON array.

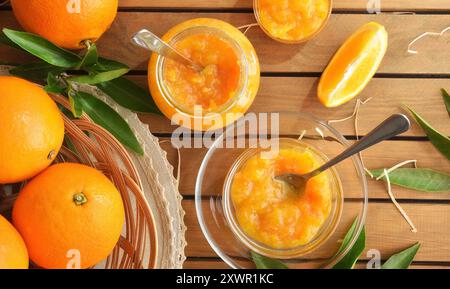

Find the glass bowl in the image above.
[
  {"left": 253, "top": 0, "right": 333, "bottom": 44},
  {"left": 195, "top": 112, "right": 368, "bottom": 269}
]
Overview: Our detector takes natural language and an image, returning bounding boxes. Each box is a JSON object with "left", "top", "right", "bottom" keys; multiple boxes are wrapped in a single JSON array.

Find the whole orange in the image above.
[
  {"left": 11, "top": 0, "right": 118, "bottom": 49},
  {"left": 12, "top": 163, "right": 125, "bottom": 269},
  {"left": 0, "top": 215, "right": 29, "bottom": 269},
  {"left": 0, "top": 76, "right": 64, "bottom": 184}
]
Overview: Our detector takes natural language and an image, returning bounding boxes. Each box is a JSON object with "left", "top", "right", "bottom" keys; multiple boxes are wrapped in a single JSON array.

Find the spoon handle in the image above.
[
  {"left": 132, "top": 29, "right": 204, "bottom": 72},
  {"left": 314, "top": 114, "right": 411, "bottom": 175}
]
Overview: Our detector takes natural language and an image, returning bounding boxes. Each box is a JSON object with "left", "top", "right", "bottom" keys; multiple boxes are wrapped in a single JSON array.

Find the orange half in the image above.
[{"left": 318, "top": 22, "right": 388, "bottom": 107}]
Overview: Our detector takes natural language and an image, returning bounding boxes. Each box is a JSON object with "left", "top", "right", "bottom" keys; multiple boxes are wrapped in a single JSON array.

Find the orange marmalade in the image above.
[
  {"left": 148, "top": 18, "right": 260, "bottom": 131},
  {"left": 255, "top": 0, "right": 331, "bottom": 43},
  {"left": 163, "top": 34, "right": 240, "bottom": 112},
  {"left": 229, "top": 140, "right": 337, "bottom": 249}
]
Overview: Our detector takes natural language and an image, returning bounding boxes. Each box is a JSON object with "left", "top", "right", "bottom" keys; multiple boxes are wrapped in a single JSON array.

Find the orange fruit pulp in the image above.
[
  {"left": 0, "top": 215, "right": 29, "bottom": 269},
  {"left": 0, "top": 76, "right": 64, "bottom": 184},
  {"left": 318, "top": 22, "right": 388, "bottom": 107},
  {"left": 11, "top": 0, "right": 118, "bottom": 49},
  {"left": 12, "top": 163, "right": 125, "bottom": 269},
  {"left": 163, "top": 33, "right": 241, "bottom": 113},
  {"left": 230, "top": 142, "right": 334, "bottom": 249},
  {"left": 255, "top": 0, "right": 331, "bottom": 43}
]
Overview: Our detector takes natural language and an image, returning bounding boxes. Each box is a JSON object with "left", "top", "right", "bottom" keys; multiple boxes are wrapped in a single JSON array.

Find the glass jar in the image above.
[
  {"left": 254, "top": 0, "right": 332, "bottom": 44},
  {"left": 223, "top": 138, "right": 343, "bottom": 258},
  {"left": 148, "top": 18, "right": 260, "bottom": 131}
]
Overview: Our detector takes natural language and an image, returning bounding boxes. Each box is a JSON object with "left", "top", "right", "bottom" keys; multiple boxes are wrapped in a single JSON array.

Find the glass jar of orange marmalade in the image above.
[
  {"left": 148, "top": 18, "right": 260, "bottom": 131},
  {"left": 254, "top": 0, "right": 332, "bottom": 44},
  {"left": 224, "top": 138, "right": 343, "bottom": 258}
]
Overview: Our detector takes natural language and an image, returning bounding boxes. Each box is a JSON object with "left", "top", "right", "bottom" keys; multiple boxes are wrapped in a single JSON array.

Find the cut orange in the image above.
[{"left": 318, "top": 22, "right": 388, "bottom": 107}]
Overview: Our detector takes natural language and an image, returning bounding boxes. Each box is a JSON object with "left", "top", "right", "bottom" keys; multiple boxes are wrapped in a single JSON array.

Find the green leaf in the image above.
[
  {"left": 67, "top": 68, "right": 129, "bottom": 85},
  {"left": 68, "top": 90, "right": 83, "bottom": 118},
  {"left": 333, "top": 218, "right": 366, "bottom": 269},
  {"left": 75, "top": 91, "right": 143, "bottom": 155},
  {"left": 64, "top": 135, "right": 79, "bottom": 157},
  {"left": 442, "top": 89, "right": 450, "bottom": 117},
  {"left": 45, "top": 84, "right": 66, "bottom": 95},
  {"left": 44, "top": 72, "right": 67, "bottom": 94},
  {"left": 2, "top": 28, "right": 81, "bottom": 68},
  {"left": 9, "top": 62, "right": 65, "bottom": 83},
  {"left": 57, "top": 103, "right": 75, "bottom": 120},
  {"left": 370, "top": 168, "right": 450, "bottom": 192},
  {"left": 96, "top": 77, "right": 161, "bottom": 114},
  {"left": 94, "top": 57, "right": 129, "bottom": 72},
  {"left": 334, "top": 218, "right": 359, "bottom": 256},
  {"left": 251, "top": 252, "right": 288, "bottom": 269},
  {"left": 407, "top": 107, "right": 450, "bottom": 160},
  {"left": 79, "top": 43, "right": 98, "bottom": 69},
  {"left": 46, "top": 71, "right": 60, "bottom": 87},
  {"left": 0, "top": 31, "right": 22, "bottom": 50},
  {"left": 381, "top": 243, "right": 420, "bottom": 269}
]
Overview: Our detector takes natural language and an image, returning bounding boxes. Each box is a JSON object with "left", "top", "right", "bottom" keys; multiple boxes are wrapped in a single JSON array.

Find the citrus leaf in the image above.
[
  {"left": 334, "top": 218, "right": 358, "bottom": 256},
  {"left": 44, "top": 72, "right": 67, "bottom": 94},
  {"left": 46, "top": 71, "right": 60, "bottom": 87},
  {"left": 64, "top": 135, "right": 79, "bottom": 157},
  {"left": 96, "top": 77, "right": 161, "bottom": 114},
  {"left": 442, "top": 89, "right": 450, "bottom": 117},
  {"left": 67, "top": 68, "right": 129, "bottom": 85},
  {"left": 2, "top": 28, "right": 81, "bottom": 68},
  {"left": 407, "top": 107, "right": 450, "bottom": 160},
  {"left": 9, "top": 62, "right": 65, "bottom": 83},
  {"left": 94, "top": 57, "right": 129, "bottom": 72},
  {"left": 79, "top": 43, "right": 98, "bottom": 69},
  {"left": 381, "top": 243, "right": 420, "bottom": 269},
  {"left": 333, "top": 218, "right": 366, "bottom": 269},
  {"left": 370, "top": 168, "right": 450, "bottom": 192},
  {"left": 0, "top": 31, "right": 22, "bottom": 50},
  {"left": 45, "top": 85, "right": 66, "bottom": 94},
  {"left": 68, "top": 90, "right": 83, "bottom": 118},
  {"left": 251, "top": 252, "right": 288, "bottom": 269},
  {"left": 57, "top": 103, "right": 75, "bottom": 120},
  {"left": 75, "top": 91, "right": 143, "bottom": 155}
]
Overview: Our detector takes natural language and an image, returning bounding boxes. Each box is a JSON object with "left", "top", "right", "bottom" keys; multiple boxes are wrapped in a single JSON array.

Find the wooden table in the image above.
[{"left": 1, "top": 0, "right": 449, "bottom": 269}]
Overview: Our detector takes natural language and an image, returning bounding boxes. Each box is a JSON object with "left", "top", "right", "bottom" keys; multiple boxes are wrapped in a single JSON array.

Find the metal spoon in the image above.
[
  {"left": 132, "top": 29, "right": 204, "bottom": 73},
  {"left": 275, "top": 114, "right": 411, "bottom": 193}
]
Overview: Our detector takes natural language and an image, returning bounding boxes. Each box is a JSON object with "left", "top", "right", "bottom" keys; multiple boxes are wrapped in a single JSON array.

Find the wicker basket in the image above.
[
  {"left": 1, "top": 94, "right": 158, "bottom": 268},
  {"left": 0, "top": 66, "right": 187, "bottom": 268}
]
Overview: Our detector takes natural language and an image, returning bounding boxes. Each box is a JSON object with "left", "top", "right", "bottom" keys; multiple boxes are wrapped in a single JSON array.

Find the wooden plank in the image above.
[
  {"left": 135, "top": 76, "right": 450, "bottom": 137},
  {"left": 160, "top": 140, "right": 450, "bottom": 200},
  {"left": 2, "top": 12, "right": 450, "bottom": 74},
  {"left": 183, "top": 259, "right": 450, "bottom": 269},
  {"left": 183, "top": 200, "right": 450, "bottom": 262},
  {"left": 0, "top": 71, "right": 445, "bottom": 137},
  {"left": 3, "top": 0, "right": 450, "bottom": 11},
  {"left": 118, "top": 0, "right": 450, "bottom": 11}
]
